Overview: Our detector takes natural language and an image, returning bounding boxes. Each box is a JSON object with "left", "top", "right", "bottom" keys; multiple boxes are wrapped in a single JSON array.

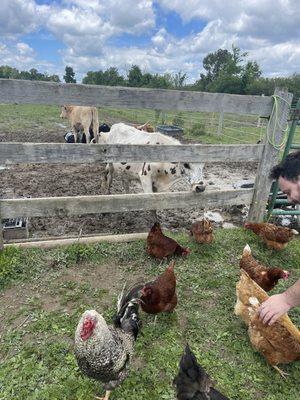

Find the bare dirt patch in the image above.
[{"left": 0, "top": 258, "right": 149, "bottom": 341}]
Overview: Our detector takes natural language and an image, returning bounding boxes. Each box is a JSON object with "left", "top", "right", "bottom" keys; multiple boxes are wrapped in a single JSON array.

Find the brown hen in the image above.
[
  {"left": 190, "top": 218, "right": 214, "bottom": 244},
  {"left": 240, "top": 244, "right": 289, "bottom": 291},
  {"left": 244, "top": 222, "right": 298, "bottom": 250},
  {"left": 235, "top": 270, "right": 300, "bottom": 378},
  {"left": 140, "top": 260, "right": 177, "bottom": 315},
  {"left": 147, "top": 222, "right": 190, "bottom": 259}
]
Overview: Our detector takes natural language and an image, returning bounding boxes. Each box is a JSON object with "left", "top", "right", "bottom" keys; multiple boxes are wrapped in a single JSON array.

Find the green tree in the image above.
[
  {"left": 198, "top": 49, "right": 232, "bottom": 90},
  {"left": 103, "top": 67, "right": 126, "bottom": 86},
  {"left": 195, "top": 45, "right": 262, "bottom": 94},
  {"left": 208, "top": 75, "right": 243, "bottom": 94},
  {"left": 0, "top": 65, "right": 19, "bottom": 79},
  {"left": 0, "top": 65, "right": 60, "bottom": 82},
  {"left": 172, "top": 71, "right": 188, "bottom": 88},
  {"left": 82, "top": 67, "right": 125, "bottom": 86},
  {"left": 241, "top": 61, "right": 262, "bottom": 90},
  {"left": 141, "top": 72, "right": 153, "bottom": 87},
  {"left": 64, "top": 66, "right": 76, "bottom": 83},
  {"left": 127, "top": 65, "right": 143, "bottom": 87}
]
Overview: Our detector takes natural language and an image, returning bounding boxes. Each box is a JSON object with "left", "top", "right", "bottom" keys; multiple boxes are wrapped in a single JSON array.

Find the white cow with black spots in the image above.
[{"left": 98, "top": 123, "right": 205, "bottom": 194}]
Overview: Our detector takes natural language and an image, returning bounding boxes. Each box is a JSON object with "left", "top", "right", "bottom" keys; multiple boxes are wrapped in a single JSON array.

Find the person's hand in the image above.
[{"left": 259, "top": 293, "right": 292, "bottom": 325}]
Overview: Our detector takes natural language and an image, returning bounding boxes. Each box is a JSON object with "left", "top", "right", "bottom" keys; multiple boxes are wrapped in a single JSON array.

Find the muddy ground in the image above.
[{"left": 0, "top": 125, "right": 257, "bottom": 240}]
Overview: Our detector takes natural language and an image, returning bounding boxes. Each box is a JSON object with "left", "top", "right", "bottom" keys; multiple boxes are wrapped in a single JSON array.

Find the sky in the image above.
[{"left": 0, "top": 0, "right": 299, "bottom": 83}]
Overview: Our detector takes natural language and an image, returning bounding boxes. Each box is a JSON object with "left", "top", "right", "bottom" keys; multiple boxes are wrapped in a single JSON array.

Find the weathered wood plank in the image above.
[
  {"left": 4, "top": 232, "right": 149, "bottom": 249},
  {"left": 0, "top": 143, "right": 263, "bottom": 164},
  {"left": 248, "top": 88, "right": 293, "bottom": 222},
  {"left": 0, "top": 79, "right": 273, "bottom": 116},
  {"left": 0, "top": 189, "right": 253, "bottom": 218}
]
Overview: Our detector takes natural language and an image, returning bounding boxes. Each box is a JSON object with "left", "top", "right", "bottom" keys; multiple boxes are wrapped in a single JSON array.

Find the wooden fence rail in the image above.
[
  {"left": 0, "top": 79, "right": 273, "bottom": 116},
  {"left": 0, "top": 143, "right": 264, "bottom": 164},
  {"left": 0, "top": 189, "right": 253, "bottom": 219}
]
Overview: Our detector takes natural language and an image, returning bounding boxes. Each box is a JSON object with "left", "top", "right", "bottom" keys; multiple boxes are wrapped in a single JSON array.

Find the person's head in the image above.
[{"left": 270, "top": 151, "right": 300, "bottom": 204}]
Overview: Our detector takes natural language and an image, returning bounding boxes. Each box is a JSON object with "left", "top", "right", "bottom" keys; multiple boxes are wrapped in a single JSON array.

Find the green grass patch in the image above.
[
  {"left": 0, "top": 228, "right": 299, "bottom": 399},
  {"left": 1, "top": 103, "right": 299, "bottom": 144}
]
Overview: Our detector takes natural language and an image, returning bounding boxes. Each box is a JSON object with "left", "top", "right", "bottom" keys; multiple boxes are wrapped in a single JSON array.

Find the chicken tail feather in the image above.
[
  {"left": 243, "top": 243, "right": 251, "bottom": 256},
  {"left": 113, "top": 284, "right": 142, "bottom": 339},
  {"left": 118, "top": 298, "right": 141, "bottom": 340}
]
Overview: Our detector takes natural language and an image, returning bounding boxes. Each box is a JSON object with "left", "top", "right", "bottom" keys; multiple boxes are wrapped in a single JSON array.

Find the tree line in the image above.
[{"left": 0, "top": 46, "right": 299, "bottom": 99}]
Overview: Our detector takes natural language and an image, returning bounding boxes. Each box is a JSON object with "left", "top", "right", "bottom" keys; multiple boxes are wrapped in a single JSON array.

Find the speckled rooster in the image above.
[{"left": 74, "top": 287, "right": 141, "bottom": 400}]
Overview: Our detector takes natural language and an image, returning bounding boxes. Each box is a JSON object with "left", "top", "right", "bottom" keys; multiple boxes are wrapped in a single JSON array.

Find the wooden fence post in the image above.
[
  {"left": 248, "top": 88, "right": 293, "bottom": 222},
  {"left": 217, "top": 111, "right": 224, "bottom": 136}
]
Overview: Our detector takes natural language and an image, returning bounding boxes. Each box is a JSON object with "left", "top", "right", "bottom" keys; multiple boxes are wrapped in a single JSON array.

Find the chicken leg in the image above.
[
  {"left": 273, "top": 366, "right": 289, "bottom": 379},
  {"left": 96, "top": 390, "right": 111, "bottom": 400}
]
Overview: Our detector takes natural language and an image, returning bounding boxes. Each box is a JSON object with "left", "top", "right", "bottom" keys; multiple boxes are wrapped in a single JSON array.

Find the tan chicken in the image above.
[
  {"left": 190, "top": 219, "right": 214, "bottom": 244},
  {"left": 244, "top": 222, "right": 298, "bottom": 250},
  {"left": 235, "top": 270, "right": 300, "bottom": 377}
]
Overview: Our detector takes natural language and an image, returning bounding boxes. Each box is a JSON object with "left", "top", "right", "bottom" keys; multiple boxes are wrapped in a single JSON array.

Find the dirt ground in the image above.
[{"left": 0, "top": 126, "right": 257, "bottom": 240}]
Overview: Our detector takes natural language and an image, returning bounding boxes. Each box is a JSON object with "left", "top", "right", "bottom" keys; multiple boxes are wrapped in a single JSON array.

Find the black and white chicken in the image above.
[{"left": 74, "top": 287, "right": 141, "bottom": 400}]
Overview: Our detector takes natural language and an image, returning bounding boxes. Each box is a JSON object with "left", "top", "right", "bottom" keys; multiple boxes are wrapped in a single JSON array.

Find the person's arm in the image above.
[{"left": 259, "top": 279, "right": 300, "bottom": 325}]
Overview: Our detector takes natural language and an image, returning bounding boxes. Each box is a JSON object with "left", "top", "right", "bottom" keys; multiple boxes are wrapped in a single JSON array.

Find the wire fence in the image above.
[{"left": 101, "top": 106, "right": 268, "bottom": 145}]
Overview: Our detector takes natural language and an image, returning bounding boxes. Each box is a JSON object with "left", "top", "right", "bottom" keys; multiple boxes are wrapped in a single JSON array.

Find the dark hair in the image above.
[{"left": 270, "top": 151, "right": 300, "bottom": 181}]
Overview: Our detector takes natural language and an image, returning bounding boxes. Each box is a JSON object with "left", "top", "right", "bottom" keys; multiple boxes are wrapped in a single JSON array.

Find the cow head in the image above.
[
  {"left": 60, "top": 105, "right": 72, "bottom": 119},
  {"left": 182, "top": 162, "right": 206, "bottom": 192}
]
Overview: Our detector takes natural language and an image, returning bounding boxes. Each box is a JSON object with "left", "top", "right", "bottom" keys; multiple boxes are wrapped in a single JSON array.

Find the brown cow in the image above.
[{"left": 60, "top": 105, "right": 99, "bottom": 143}]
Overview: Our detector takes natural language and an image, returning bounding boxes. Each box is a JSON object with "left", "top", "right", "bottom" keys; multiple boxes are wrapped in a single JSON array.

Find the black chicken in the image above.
[{"left": 174, "top": 344, "right": 229, "bottom": 400}]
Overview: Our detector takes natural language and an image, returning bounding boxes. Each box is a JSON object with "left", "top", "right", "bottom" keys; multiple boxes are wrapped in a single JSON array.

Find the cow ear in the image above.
[{"left": 183, "top": 163, "right": 191, "bottom": 169}]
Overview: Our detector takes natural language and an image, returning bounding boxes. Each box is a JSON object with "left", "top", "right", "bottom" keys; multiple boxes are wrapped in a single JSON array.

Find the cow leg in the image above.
[
  {"left": 122, "top": 176, "right": 130, "bottom": 193},
  {"left": 84, "top": 125, "right": 91, "bottom": 144},
  {"left": 102, "top": 163, "right": 113, "bottom": 194},
  {"left": 139, "top": 173, "right": 153, "bottom": 193},
  {"left": 139, "top": 172, "right": 157, "bottom": 221},
  {"left": 72, "top": 126, "right": 78, "bottom": 143}
]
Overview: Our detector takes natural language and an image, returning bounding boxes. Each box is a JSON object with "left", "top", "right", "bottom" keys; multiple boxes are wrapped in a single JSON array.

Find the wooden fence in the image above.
[{"left": 0, "top": 79, "right": 293, "bottom": 249}]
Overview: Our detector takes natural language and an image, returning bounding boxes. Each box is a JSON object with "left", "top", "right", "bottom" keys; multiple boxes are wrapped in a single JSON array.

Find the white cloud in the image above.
[
  {"left": 102, "top": 0, "right": 155, "bottom": 34},
  {"left": 249, "top": 41, "right": 300, "bottom": 76},
  {"left": 0, "top": 41, "right": 60, "bottom": 76},
  {"left": 0, "top": 0, "right": 299, "bottom": 80},
  {"left": 43, "top": 1, "right": 156, "bottom": 63},
  {"left": 0, "top": 42, "right": 36, "bottom": 64},
  {"left": 158, "top": 0, "right": 300, "bottom": 42},
  {"left": 16, "top": 42, "right": 35, "bottom": 56},
  {"left": 0, "top": 0, "right": 50, "bottom": 38}
]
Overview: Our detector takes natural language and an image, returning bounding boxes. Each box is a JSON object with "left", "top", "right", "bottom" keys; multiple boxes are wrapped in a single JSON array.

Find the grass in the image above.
[
  {"left": 1, "top": 103, "right": 299, "bottom": 144},
  {"left": 0, "top": 104, "right": 61, "bottom": 133},
  {"left": 0, "top": 228, "right": 299, "bottom": 400}
]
